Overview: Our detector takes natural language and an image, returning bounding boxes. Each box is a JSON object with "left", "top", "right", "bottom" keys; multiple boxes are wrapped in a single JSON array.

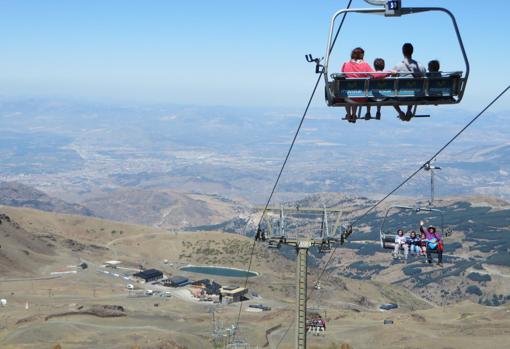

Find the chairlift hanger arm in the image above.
[{"left": 380, "top": 205, "right": 445, "bottom": 237}]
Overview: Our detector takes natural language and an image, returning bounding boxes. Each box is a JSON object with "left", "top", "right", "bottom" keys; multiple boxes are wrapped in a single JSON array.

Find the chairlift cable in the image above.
[
  {"left": 232, "top": 67, "right": 322, "bottom": 339},
  {"left": 235, "top": 0, "right": 354, "bottom": 343},
  {"left": 311, "top": 83, "right": 510, "bottom": 306},
  {"left": 275, "top": 319, "right": 295, "bottom": 349},
  {"left": 351, "top": 83, "right": 510, "bottom": 227},
  {"left": 232, "top": 67, "right": 322, "bottom": 340}
]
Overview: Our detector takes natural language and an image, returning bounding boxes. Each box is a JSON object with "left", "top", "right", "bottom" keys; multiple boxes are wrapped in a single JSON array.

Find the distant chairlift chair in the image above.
[{"left": 379, "top": 205, "right": 449, "bottom": 257}]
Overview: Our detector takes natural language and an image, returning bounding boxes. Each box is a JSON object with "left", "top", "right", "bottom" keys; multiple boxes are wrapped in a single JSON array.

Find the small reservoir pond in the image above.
[{"left": 180, "top": 265, "right": 258, "bottom": 278}]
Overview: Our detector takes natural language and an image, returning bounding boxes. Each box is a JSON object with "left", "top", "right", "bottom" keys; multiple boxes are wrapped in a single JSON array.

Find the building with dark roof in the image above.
[
  {"left": 192, "top": 279, "right": 222, "bottom": 295},
  {"left": 133, "top": 268, "right": 163, "bottom": 283},
  {"left": 165, "top": 275, "right": 189, "bottom": 287}
]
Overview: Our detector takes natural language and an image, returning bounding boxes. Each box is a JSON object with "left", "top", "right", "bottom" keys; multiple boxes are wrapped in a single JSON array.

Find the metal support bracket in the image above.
[{"left": 306, "top": 54, "right": 324, "bottom": 74}]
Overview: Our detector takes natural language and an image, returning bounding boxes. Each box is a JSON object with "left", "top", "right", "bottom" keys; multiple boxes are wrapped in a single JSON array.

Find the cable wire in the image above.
[
  {"left": 353, "top": 84, "right": 510, "bottom": 226},
  {"left": 233, "top": 64, "right": 323, "bottom": 339},
  {"left": 234, "top": 0, "right": 354, "bottom": 331},
  {"left": 269, "top": 1, "right": 354, "bottom": 347},
  {"left": 314, "top": 83, "right": 510, "bottom": 297}
]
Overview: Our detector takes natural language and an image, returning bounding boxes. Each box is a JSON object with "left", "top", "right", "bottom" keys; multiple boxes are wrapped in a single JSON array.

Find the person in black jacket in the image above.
[{"left": 406, "top": 230, "right": 421, "bottom": 256}]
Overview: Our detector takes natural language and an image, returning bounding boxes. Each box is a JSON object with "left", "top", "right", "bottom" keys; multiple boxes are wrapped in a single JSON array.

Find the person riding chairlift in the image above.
[
  {"left": 341, "top": 47, "right": 374, "bottom": 123},
  {"left": 420, "top": 220, "right": 443, "bottom": 267},
  {"left": 392, "top": 43, "right": 426, "bottom": 121},
  {"left": 393, "top": 229, "right": 409, "bottom": 260},
  {"left": 406, "top": 230, "right": 421, "bottom": 256},
  {"left": 419, "top": 231, "right": 427, "bottom": 256}
]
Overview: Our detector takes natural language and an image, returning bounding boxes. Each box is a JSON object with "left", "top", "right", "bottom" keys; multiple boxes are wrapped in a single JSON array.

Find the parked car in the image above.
[
  {"left": 249, "top": 304, "right": 271, "bottom": 311},
  {"left": 379, "top": 303, "right": 398, "bottom": 311}
]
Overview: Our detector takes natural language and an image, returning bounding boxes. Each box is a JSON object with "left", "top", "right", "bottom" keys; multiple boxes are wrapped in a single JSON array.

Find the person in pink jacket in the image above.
[
  {"left": 420, "top": 220, "right": 443, "bottom": 266},
  {"left": 341, "top": 47, "right": 374, "bottom": 123}
]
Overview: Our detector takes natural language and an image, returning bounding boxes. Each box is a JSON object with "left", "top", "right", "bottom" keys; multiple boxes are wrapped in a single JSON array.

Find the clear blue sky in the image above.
[{"left": 0, "top": 0, "right": 508, "bottom": 111}]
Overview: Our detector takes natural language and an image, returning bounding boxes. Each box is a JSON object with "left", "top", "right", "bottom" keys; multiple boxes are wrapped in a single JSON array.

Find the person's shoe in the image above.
[
  {"left": 375, "top": 112, "right": 381, "bottom": 120},
  {"left": 364, "top": 112, "right": 371, "bottom": 120},
  {"left": 427, "top": 260, "right": 432, "bottom": 264},
  {"left": 437, "top": 263, "right": 443, "bottom": 267}
]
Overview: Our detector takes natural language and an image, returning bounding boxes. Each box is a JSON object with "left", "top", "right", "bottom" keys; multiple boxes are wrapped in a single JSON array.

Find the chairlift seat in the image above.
[
  {"left": 326, "top": 72, "right": 464, "bottom": 107},
  {"left": 382, "top": 234, "right": 443, "bottom": 254},
  {"left": 268, "top": 241, "right": 280, "bottom": 249},
  {"left": 381, "top": 234, "right": 396, "bottom": 249}
]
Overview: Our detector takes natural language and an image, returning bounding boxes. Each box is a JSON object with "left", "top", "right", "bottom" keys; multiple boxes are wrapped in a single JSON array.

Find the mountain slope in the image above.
[
  {"left": 0, "top": 181, "right": 93, "bottom": 216},
  {"left": 0, "top": 212, "right": 57, "bottom": 276},
  {"left": 82, "top": 188, "right": 241, "bottom": 229}
]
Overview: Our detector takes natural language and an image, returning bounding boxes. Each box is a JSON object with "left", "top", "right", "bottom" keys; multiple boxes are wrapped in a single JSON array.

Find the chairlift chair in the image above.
[
  {"left": 321, "top": 0, "right": 469, "bottom": 117},
  {"left": 318, "top": 206, "right": 334, "bottom": 252},
  {"left": 379, "top": 205, "right": 447, "bottom": 252}
]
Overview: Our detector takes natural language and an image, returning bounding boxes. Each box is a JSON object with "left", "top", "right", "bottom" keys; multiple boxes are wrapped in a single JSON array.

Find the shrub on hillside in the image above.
[
  {"left": 465, "top": 285, "right": 482, "bottom": 296},
  {"left": 486, "top": 252, "right": 510, "bottom": 267},
  {"left": 467, "top": 272, "right": 492, "bottom": 283},
  {"left": 348, "top": 261, "right": 384, "bottom": 273},
  {"left": 447, "top": 242, "right": 462, "bottom": 251},
  {"left": 402, "top": 265, "right": 422, "bottom": 276}
]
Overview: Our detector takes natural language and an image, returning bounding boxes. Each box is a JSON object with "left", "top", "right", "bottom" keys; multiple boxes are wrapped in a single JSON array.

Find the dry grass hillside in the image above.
[
  {"left": 0, "top": 205, "right": 509, "bottom": 348},
  {"left": 0, "top": 181, "right": 93, "bottom": 216},
  {"left": 82, "top": 188, "right": 243, "bottom": 229},
  {"left": 0, "top": 213, "right": 57, "bottom": 276}
]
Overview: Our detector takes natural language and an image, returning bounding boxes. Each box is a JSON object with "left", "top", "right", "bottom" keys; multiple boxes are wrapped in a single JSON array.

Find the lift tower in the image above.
[
  {"left": 424, "top": 161, "right": 441, "bottom": 206},
  {"left": 256, "top": 206, "right": 348, "bottom": 349}
]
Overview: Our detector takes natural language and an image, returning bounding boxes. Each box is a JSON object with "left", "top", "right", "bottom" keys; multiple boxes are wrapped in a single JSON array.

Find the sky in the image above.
[{"left": 0, "top": 0, "right": 508, "bottom": 111}]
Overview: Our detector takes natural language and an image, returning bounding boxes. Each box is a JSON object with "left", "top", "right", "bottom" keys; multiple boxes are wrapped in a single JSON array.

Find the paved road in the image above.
[{"left": 0, "top": 276, "right": 62, "bottom": 283}]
